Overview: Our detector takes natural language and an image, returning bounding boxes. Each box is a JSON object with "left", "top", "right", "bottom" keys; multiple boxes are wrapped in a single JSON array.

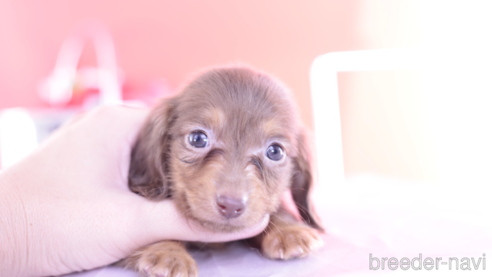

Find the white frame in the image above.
[{"left": 309, "top": 48, "right": 422, "bottom": 187}]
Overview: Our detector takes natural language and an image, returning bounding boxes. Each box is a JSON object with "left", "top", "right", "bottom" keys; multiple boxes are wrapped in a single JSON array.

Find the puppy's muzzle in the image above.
[{"left": 216, "top": 195, "right": 246, "bottom": 219}]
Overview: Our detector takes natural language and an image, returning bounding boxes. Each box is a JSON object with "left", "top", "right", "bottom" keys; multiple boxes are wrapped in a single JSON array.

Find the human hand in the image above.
[{"left": 0, "top": 106, "right": 269, "bottom": 277}]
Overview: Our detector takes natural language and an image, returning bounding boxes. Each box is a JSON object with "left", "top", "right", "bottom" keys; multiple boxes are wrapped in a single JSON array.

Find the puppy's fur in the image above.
[{"left": 123, "top": 66, "right": 323, "bottom": 277}]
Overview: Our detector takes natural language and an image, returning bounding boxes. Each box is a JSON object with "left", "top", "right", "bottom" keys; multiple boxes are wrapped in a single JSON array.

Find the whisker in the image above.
[
  {"left": 294, "top": 203, "right": 311, "bottom": 225},
  {"left": 268, "top": 220, "right": 285, "bottom": 237}
]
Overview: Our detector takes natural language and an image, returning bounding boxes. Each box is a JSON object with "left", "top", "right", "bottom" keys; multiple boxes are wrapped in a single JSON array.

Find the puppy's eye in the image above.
[
  {"left": 266, "top": 144, "right": 284, "bottom": 161},
  {"left": 189, "top": 131, "right": 209, "bottom": 148}
]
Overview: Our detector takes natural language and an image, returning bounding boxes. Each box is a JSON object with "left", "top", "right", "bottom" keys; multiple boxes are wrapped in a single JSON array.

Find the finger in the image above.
[
  {"left": 78, "top": 105, "right": 149, "bottom": 144},
  {"left": 38, "top": 105, "right": 150, "bottom": 190},
  {"left": 185, "top": 213, "right": 270, "bottom": 243},
  {"left": 60, "top": 111, "right": 86, "bottom": 128},
  {"left": 137, "top": 199, "right": 269, "bottom": 244},
  {"left": 46, "top": 105, "right": 149, "bottom": 148},
  {"left": 80, "top": 106, "right": 150, "bottom": 187}
]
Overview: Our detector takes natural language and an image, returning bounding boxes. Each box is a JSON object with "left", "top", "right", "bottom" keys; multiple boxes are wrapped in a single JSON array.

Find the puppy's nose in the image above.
[{"left": 216, "top": 195, "right": 246, "bottom": 219}]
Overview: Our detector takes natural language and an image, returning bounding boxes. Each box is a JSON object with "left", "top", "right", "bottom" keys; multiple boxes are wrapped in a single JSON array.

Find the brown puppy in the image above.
[{"left": 123, "top": 66, "right": 323, "bottom": 277}]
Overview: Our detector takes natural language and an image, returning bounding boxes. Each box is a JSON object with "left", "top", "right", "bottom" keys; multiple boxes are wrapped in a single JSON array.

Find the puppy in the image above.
[{"left": 123, "top": 66, "right": 323, "bottom": 277}]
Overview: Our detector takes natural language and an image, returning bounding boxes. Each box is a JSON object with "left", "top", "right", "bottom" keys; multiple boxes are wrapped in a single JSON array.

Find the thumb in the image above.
[{"left": 138, "top": 199, "right": 269, "bottom": 244}]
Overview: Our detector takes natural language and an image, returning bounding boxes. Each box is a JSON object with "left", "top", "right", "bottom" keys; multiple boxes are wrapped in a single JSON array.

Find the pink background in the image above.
[{"left": 0, "top": 0, "right": 428, "bottom": 179}]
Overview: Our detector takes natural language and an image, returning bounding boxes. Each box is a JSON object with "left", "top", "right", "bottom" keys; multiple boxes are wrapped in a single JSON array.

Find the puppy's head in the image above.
[{"left": 129, "top": 66, "right": 322, "bottom": 232}]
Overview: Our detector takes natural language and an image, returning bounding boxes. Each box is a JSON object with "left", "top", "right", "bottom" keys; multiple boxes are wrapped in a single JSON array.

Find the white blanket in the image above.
[{"left": 64, "top": 175, "right": 492, "bottom": 276}]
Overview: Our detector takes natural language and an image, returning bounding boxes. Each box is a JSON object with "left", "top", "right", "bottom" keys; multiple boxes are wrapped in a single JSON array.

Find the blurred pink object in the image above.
[
  {"left": 38, "top": 21, "right": 169, "bottom": 108},
  {"left": 0, "top": 22, "right": 170, "bottom": 169}
]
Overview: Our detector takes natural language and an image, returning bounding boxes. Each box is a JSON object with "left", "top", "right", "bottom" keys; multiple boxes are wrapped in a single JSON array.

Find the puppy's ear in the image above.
[
  {"left": 290, "top": 130, "right": 324, "bottom": 231},
  {"left": 129, "top": 99, "right": 176, "bottom": 200}
]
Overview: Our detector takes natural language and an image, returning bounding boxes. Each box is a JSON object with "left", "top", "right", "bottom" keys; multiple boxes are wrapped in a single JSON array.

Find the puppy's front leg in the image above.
[
  {"left": 252, "top": 210, "right": 324, "bottom": 260},
  {"left": 121, "top": 241, "right": 198, "bottom": 277}
]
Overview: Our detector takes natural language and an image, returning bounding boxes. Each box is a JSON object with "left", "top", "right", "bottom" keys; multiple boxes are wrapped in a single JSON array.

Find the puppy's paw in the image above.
[
  {"left": 261, "top": 225, "right": 323, "bottom": 260},
  {"left": 129, "top": 241, "right": 198, "bottom": 277}
]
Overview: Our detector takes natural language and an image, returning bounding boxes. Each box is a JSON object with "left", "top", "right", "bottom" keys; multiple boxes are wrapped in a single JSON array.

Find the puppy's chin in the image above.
[{"left": 191, "top": 215, "right": 268, "bottom": 233}]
